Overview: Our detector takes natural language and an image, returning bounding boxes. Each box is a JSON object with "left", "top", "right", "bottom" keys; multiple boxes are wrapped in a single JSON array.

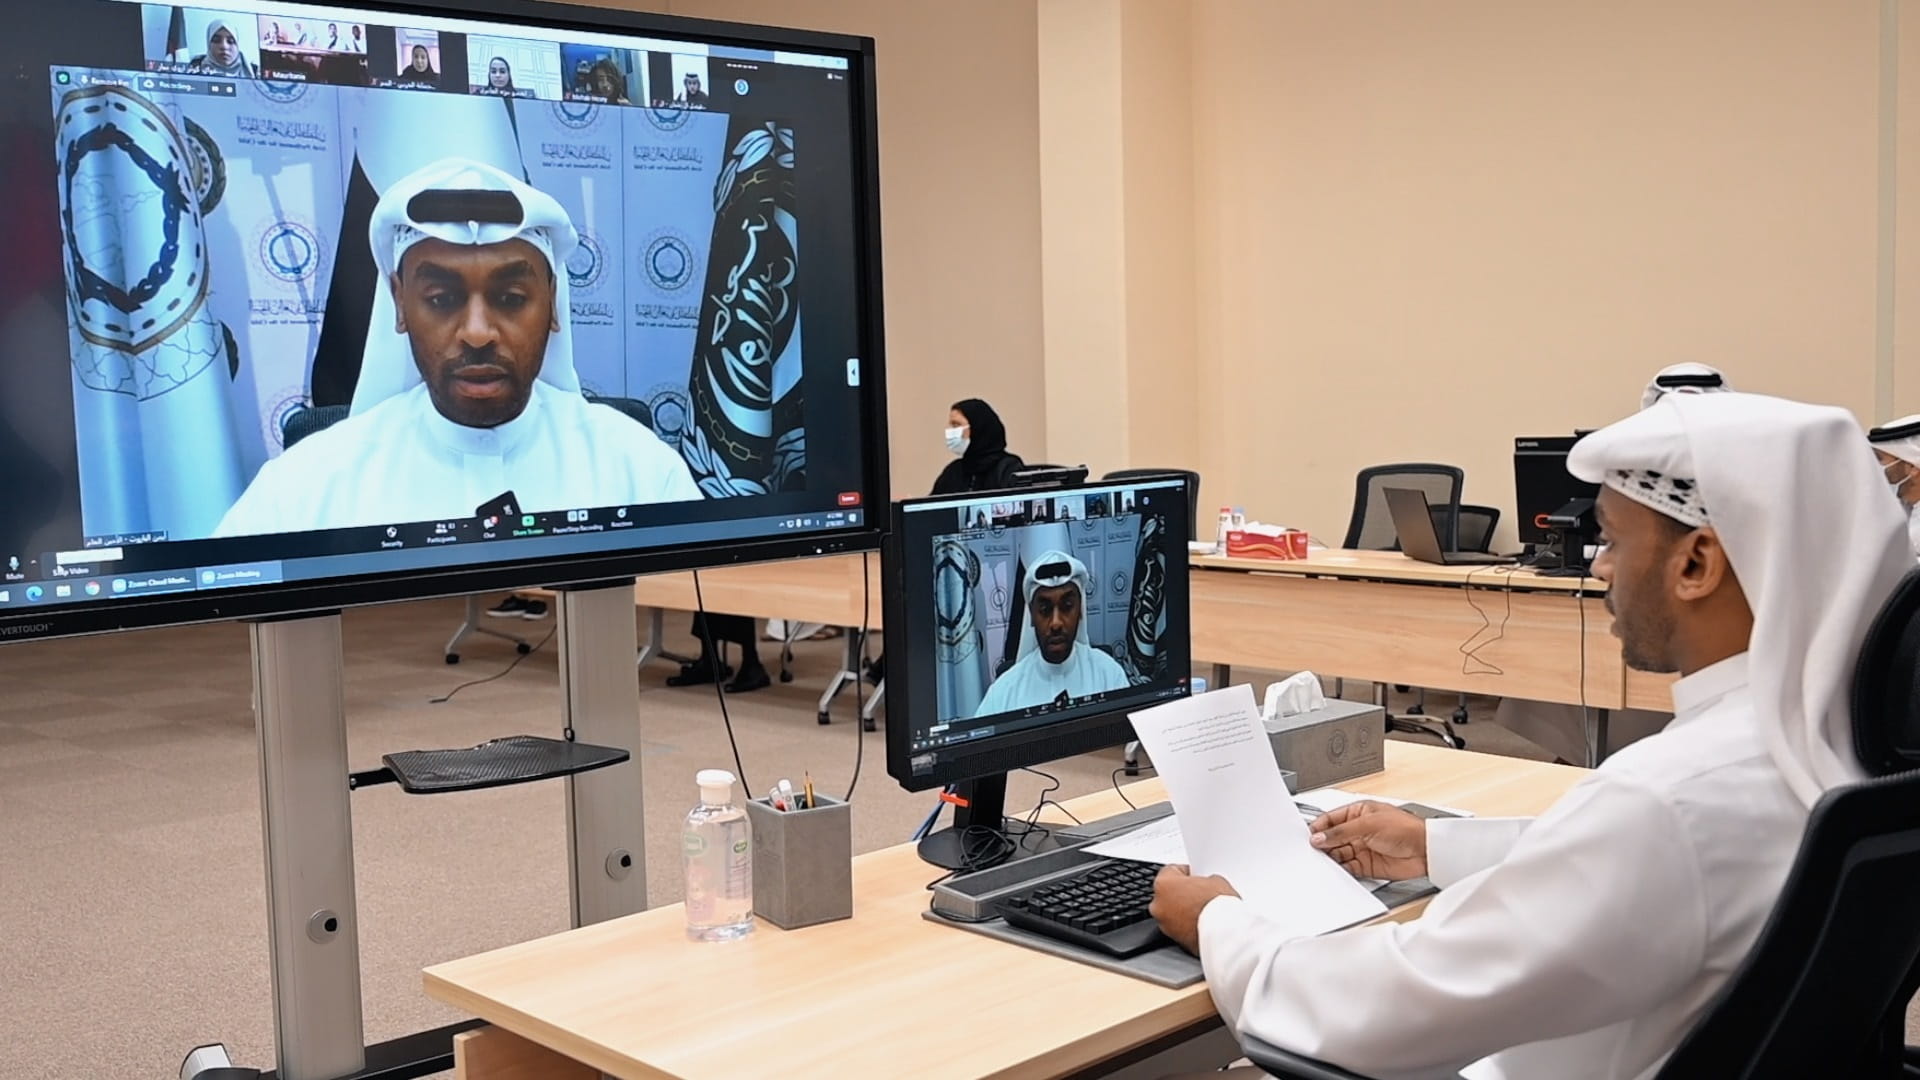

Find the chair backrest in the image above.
[
  {"left": 1653, "top": 771, "right": 1920, "bottom": 1078},
  {"left": 281, "top": 403, "right": 350, "bottom": 449},
  {"left": 1849, "top": 567, "right": 1920, "bottom": 776},
  {"left": 1444, "top": 504, "right": 1500, "bottom": 554},
  {"left": 1102, "top": 468, "right": 1201, "bottom": 540},
  {"left": 1655, "top": 566, "right": 1920, "bottom": 1077},
  {"left": 1344, "top": 464, "right": 1463, "bottom": 551}
]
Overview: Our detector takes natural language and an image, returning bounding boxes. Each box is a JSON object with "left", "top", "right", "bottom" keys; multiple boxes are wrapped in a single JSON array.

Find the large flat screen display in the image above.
[{"left": 0, "top": 0, "right": 887, "bottom": 640}]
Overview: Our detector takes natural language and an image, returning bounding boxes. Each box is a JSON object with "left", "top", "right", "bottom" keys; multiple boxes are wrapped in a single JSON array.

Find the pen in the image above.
[
  {"left": 767, "top": 785, "right": 786, "bottom": 811},
  {"left": 777, "top": 778, "right": 796, "bottom": 813},
  {"left": 804, "top": 771, "right": 815, "bottom": 810}
]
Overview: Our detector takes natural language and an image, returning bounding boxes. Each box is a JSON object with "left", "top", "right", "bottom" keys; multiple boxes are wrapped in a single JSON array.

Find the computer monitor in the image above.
[
  {"left": 884, "top": 477, "right": 1193, "bottom": 868},
  {"left": 1513, "top": 436, "right": 1599, "bottom": 548},
  {"left": 0, "top": 0, "right": 889, "bottom": 642}
]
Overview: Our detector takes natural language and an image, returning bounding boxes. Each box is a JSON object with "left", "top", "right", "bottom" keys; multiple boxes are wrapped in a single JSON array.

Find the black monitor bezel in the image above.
[
  {"left": 1, "top": 0, "right": 889, "bottom": 645},
  {"left": 882, "top": 476, "right": 1192, "bottom": 794}
]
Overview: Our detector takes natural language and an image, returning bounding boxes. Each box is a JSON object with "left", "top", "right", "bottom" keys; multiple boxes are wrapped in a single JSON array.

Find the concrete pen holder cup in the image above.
[{"left": 744, "top": 793, "right": 853, "bottom": 929}]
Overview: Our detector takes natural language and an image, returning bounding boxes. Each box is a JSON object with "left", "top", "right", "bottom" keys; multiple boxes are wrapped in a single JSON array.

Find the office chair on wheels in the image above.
[
  {"left": 1342, "top": 464, "right": 1468, "bottom": 749},
  {"left": 1243, "top": 568, "right": 1920, "bottom": 1080}
]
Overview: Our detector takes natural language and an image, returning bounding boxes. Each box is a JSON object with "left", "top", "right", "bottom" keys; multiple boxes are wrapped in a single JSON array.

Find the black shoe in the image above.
[
  {"left": 667, "top": 660, "right": 733, "bottom": 687},
  {"left": 520, "top": 599, "right": 550, "bottom": 620},
  {"left": 725, "top": 666, "right": 772, "bottom": 694},
  {"left": 487, "top": 596, "right": 528, "bottom": 618}
]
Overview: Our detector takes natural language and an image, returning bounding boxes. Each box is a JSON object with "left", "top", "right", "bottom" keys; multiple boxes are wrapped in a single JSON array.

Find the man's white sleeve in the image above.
[
  {"left": 1195, "top": 774, "right": 1708, "bottom": 1079},
  {"left": 1426, "top": 817, "right": 1532, "bottom": 888}
]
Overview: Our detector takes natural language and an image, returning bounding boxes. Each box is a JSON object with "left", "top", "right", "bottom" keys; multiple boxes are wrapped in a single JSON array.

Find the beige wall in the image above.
[
  {"left": 600, "top": 0, "right": 1048, "bottom": 495},
  {"left": 1039, "top": 0, "right": 1129, "bottom": 471},
  {"left": 593, "top": 1, "right": 1920, "bottom": 541},
  {"left": 1039, "top": 0, "right": 1200, "bottom": 476},
  {"left": 1188, "top": 0, "right": 1890, "bottom": 547}
]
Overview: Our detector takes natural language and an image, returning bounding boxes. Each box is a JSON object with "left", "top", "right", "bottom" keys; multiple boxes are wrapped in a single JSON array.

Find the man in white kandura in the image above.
[
  {"left": 1152, "top": 392, "right": 1909, "bottom": 1080},
  {"left": 1868, "top": 415, "right": 1920, "bottom": 558},
  {"left": 1638, "top": 361, "right": 1731, "bottom": 410},
  {"left": 1498, "top": 362, "right": 1739, "bottom": 763},
  {"left": 216, "top": 159, "right": 699, "bottom": 537},
  {"left": 972, "top": 551, "right": 1130, "bottom": 717}
]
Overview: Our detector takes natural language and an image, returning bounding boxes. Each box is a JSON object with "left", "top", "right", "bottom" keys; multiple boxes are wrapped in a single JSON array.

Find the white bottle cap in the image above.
[{"left": 696, "top": 768, "right": 736, "bottom": 805}]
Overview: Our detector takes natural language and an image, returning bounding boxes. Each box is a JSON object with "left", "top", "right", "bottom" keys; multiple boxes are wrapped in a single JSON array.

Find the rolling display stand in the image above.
[{"left": 183, "top": 583, "right": 647, "bottom": 1080}]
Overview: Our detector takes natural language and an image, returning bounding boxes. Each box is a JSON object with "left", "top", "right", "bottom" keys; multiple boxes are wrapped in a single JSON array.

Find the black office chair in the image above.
[
  {"left": 1445, "top": 504, "right": 1500, "bottom": 554},
  {"left": 1343, "top": 464, "right": 1463, "bottom": 552},
  {"left": 280, "top": 403, "right": 349, "bottom": 449},
  {"left": 1102, "top": 468, "right": 1201, "bottom": 538},
  {"left": 1244, "top": 569, "right": 1920, "bottom": 1080},
  {"left": 583, "top": 392, "right": 655, "bottom": 430}
]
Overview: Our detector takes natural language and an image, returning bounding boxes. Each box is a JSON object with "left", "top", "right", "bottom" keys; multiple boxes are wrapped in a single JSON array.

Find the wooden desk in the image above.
[
  {"left": 1191, "top": 550, "right": 1601, "bottom": 593},
  {"left": 1192, "top": 553, "right": 1622, "bottom": 709},
  {"left": 620, "top": 550, "right": 1638, "bottom": 736},
  {"left": 427, "top": 743, "right": 1586, "bottom": 1080},
  {"left": 1625, "top": 669, "right": 1679, "bottom": 712},
  {"left": 630, "top": 553, "right": 883, "bottom": 630}
]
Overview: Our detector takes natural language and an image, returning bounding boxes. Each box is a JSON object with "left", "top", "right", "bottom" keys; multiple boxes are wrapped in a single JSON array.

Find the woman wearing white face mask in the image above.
[
  {"left": 1868, "top": 416, "right": 1920, "bottom": 557},
  {"left": 933, "top": 398, "right": 1025, "bottom": 495},
  {"left": 867, "top": 399, "right": 1028, "bottom": 687}
]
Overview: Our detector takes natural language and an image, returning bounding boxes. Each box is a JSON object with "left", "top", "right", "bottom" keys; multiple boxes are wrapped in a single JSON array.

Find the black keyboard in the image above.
[{"left": 995, "top": 859, "right": 1169, "bottom": 958}]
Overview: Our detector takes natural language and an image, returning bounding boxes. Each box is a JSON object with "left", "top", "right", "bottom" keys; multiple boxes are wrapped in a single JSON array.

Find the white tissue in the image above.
[{"left": 1262, "top": 672, "right": 1327, "bottom": 731}]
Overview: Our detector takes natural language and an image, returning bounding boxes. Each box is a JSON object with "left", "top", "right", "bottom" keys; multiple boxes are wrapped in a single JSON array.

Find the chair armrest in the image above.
[
  {"left": 1241, "top": 1037, "right": 1385, "bottom": 1080},
  {"left": 1242, "top": 1036, "right": 1468, "bottom": 1080}
]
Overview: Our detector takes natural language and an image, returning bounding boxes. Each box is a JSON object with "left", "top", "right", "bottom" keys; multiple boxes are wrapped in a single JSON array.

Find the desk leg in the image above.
[
  {"left": 860, "top": 677, "right": 886, "bottom": 732},
  {"left": 1586, "top": 708, "right": 1611, "bottom": 768},
  {"left": 453, "top": 1028, "right": 596, "bottom": 1080},
  {"left": 1210, "top": 663, "right": 1231, "bottom": 688},
  {"left": 817, "top": 628, "right": 862, "bottom": 725},
  {"left": 445, "top": 594, "right": 529, "bottom": 664},
  {"left": 634, "top": 606, "right": 696, "bottom": 671}
]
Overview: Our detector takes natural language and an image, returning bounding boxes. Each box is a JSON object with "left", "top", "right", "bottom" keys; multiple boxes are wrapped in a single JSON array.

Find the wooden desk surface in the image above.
[
  {"left": 1193, "top": 551, "right": 1606, "bottom": 593},
  {"left": 628, "top": 552, "right": 883, "bottom": 629},
  {"left": 1192, "top": 563, "right": 1622, "bottom": 708},
  {"left": 1624, "top": 668, "right": 1679, "bottom": 712},
  {"left": 424, "top": 743, "right": 1584, "bottom": 1080}
]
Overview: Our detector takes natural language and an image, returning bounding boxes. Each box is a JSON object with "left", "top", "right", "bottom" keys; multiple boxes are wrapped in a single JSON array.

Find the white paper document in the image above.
[
  {"left": 1086, "top": 813, "right": 1390, "bottom": 893},
  {"left": 1296, "top": 787, "right": 1475, "bottom": 820},
  {"left": 1127, "top": 685, "right": 1386, "bottom": 936},
  {"left": 1086, "top": 814, "right": 1189, "bottom": 864}
]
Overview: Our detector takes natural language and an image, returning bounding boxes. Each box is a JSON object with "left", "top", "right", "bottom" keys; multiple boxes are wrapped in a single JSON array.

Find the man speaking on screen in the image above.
[
  {"left": 215, "top": 159, "right": 700, "bottom": 537},
  {"left": 972, "top": 551, "right": 1131, "bottom": 717}
]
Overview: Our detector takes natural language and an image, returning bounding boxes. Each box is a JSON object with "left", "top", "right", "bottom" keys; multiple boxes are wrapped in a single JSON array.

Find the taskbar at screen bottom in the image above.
[
  {"left": 0, "top": 505, "right": 866, "bottom": 613},
  {"left": 904, "top": 683, "right": 1188, "bottom": 759}
]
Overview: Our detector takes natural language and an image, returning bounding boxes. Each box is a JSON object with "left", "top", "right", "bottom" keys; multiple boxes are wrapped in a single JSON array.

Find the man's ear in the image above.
[
  {"left": 1674, "top": 526, "right": 1729, "bottom": 603},
  {"left": 389, "top": 273, "right": 406, "bottom": 333},
  {"left": 549, "top": 272, "right": 561, "bottom": 333}
]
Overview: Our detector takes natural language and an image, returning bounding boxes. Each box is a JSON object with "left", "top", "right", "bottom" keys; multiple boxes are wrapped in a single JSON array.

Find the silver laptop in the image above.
[{"left": 1383, "top": 487, "right": 1514, "bottom": 566}]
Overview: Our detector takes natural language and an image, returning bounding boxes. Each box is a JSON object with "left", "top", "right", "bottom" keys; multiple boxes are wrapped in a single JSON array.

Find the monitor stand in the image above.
[{"left": 916, "top": 773, "right": 1062, "bottom": 871}]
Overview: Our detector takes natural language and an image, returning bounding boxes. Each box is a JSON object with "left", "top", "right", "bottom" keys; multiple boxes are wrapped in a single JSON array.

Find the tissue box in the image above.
[
  {"left": 1227, "top": 528, "right": 1309, "bottom": 560},
  {"left": 1267, "top": 700, "right": 1386, "bottom": 791}
]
